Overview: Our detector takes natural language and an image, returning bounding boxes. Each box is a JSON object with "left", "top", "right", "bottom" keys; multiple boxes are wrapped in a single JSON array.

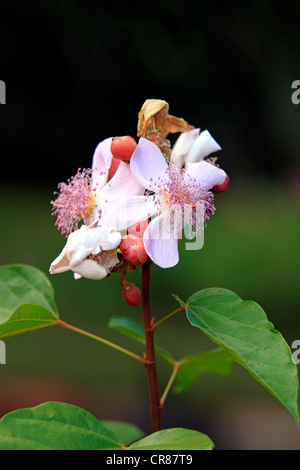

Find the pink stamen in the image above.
[
  {"left": 51, "top": 168, "right": 96, "bottom": 236},
  {"left": 151, "top": 163, "right": 215, "bottom": 237}
]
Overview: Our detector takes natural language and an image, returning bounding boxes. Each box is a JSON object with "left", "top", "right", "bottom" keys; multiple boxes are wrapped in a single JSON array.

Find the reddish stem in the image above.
[{"left": 141, "top": 260, "right": 162, "bottom": 433}]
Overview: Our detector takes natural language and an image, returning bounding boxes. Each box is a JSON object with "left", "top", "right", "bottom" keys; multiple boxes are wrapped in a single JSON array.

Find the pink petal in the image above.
[
  {"left": 185, "top": 160, "right": 227, "bottom": 191},
  {"left": 185, "top": 130, "right": 221, "bottom": 164},
  {"left": 130, "top": 137, "right": 168, "bottom": 190},
  {"left": 143, "top": 213, "right": 180, "bottom": 268},
  {"left": 100, "top": 195, "right": 158, "bottom": 231},
  {"left": 91, "top": 137, "right": 113, "bottom": 191},
  {"left": 100, "top": 161, "right": 145, "bottom": 204},
  {"left": 170, "top": 128, "right": 200, "bottom": 167}
]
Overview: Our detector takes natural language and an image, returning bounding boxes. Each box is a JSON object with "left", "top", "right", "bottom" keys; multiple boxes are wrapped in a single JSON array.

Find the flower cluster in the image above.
[{"left": 50, "top": 100, "right": 229, "bottom": 305}]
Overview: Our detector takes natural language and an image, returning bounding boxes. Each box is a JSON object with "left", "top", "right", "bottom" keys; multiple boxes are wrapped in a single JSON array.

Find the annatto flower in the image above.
[
  {"left": 49, "top": 224, "right": 121, "bottom": 280},
  {"left": 100, "top": 137, "right": 229, "bottom": 269},
  {"left": 51, "top": 137, "right": 144, "bottom": 237}
]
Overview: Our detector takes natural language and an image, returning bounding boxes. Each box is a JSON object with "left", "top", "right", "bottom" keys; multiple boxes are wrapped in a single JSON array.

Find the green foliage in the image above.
[
  {"left": 0, "top": 402, "right": 124, "bottom": 450},
  {"left": 0, "top": 265, "right": 298, "bottom": 448},
  {"left": 129, "top": 428, "right": 214, "bottom": 451},
  {"left": 109, "top": 316, "right": 232, "bottom": 392},
  {"left": 0, "top": 264, "right": 59, "bottom": 338},
  {"left": 101, "top": 420, "right": 145, "bottom": 446},
  {"left": 0, "top": 402, "right": 213, "bottom": 450},
  {"left": 175, "top": 350, "right": 232, "bottom": 392},
  {"left": 175, "top": 288, "right": 300, "bottom": 425},
  {"left": 108, "top": 316, "right": 175, "bottom": 365}
]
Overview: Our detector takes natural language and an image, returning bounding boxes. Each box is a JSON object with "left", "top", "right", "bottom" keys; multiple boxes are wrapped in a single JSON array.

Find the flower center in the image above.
[
  {"left": 51, "top": 168, "right": 96, "bottom": 236},
  {"left": 152, "top": 164, "right": 216, "bottom": 236}
]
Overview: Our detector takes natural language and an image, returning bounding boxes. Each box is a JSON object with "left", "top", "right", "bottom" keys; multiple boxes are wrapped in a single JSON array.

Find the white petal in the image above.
[
  {"left": 185, "top": 130, "right": 221, "bottom": 164},
  {"left": 100, "top": 195, "right": 158, "bottom": 231},
  {"left": 130, "top": 137, "right": 168, "bottom": 191},
  {"left": 68, "top": 226, "right": 110, "bottom": 268},
  {"left": 170, "top": 128, "right": 200, "bottom": 167},
  {"left": 185, "top": 160, "right": 227, "bottom": 191},
  {"left": 91, "top": 137, "right": 113, "bottom": 193},
  {"left": 49, "top": 227, "right": 89, "bottom": 274},
  {"left": 49, "top": 246, "right": 70, "bottom": 274},
  {"left": 101, "top": 230, "right": 122, "bottom": 251},
  {"left": 73, "top": 259, "right": 107, "bottom": 280}
]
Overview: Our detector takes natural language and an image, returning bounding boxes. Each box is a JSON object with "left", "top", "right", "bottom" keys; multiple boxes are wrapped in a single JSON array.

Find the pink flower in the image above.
[
  {"left": 100, "top": 138, "right": 228, "bottom": 269},
  {"left": 51, "top": 137, "right": 144, "bottom": 236}
]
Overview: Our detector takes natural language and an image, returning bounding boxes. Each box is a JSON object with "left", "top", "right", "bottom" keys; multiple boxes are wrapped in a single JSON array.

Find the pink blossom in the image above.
[
  {"left": 100, "top": 138, "right": 228, "bottom": 269},
  {"left": 51, "top": 137, "right": 144, "bottom": 237}
]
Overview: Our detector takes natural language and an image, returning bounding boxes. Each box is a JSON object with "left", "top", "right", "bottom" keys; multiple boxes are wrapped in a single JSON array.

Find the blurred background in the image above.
[{"left": 0, "top": 0, "right": 300, "bottom": 449}]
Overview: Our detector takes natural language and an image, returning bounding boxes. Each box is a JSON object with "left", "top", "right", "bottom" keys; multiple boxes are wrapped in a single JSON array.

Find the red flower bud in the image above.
[
  {"left": 127, "top": 220, "right": 149, "bottom": 238},
  {"left": 111, "top": 136, "right": 137, "bottom": 162},
  {"left": 107, "top": 155, "right": 121, "bottom": 181},
  {"left": 119, "top": 234, "right": 149, "bottom": 266},
  {"left": 122, "top": 283, "right": 141, "bottom": 307},
  {"left": 212, "top": 174, "right": 230, "bottom": 193}
]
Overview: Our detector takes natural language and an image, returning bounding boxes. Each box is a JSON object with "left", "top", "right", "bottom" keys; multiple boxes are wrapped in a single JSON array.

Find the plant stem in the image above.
[
  {"left": 151, "top": 306, "right": 184, "bottom": 331},
  {"left": 141, "top": 260, "right": 162, "bottom": 433},
  {"left": 160, "top": 362, "right": 180, "bottom": 407},
  {"left": 56, "top": 319, "right": 145, "bottom": 366}
]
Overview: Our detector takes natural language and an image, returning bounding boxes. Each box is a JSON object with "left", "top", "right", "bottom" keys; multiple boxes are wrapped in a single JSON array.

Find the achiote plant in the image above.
[{"left": 0, "top": 100, "right": 298, "bottom": 450}]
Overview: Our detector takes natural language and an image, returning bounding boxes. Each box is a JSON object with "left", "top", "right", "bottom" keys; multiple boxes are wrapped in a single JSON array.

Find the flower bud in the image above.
[
  {"left": 119, "top": 234, "right": 149, "bottom": 266},
  {"left": 127, "top": 220, "right": 149, "bottom": 238},
  {"left": 107, "top": 155, "right": 121, "bottom": 181},
  {"left": 122, "top": 283, "right": 141, "bottom": 307},
  {"left": 111, "top": 136, "right": 137, "bottom": 162},
  {"left": 212, "top": 174, "right": 230, "bottom": 193}
]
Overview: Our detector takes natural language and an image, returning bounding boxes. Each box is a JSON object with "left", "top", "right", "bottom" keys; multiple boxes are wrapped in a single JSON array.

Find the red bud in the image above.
[
  {"left": 111, "top": 136, "right": 137, "bottom": 162},
  {"left": 122, "top": 283, "right": 141, "bottom": 307},
  {"left": 120, "top": 234, "right": 149, "bottom": 266},
  {"left": 127, "top": 220, "right": 149, "bottom": 238},
  {"left": 213, "top": 175, "right": 230, "bottom": 193},
  {"left": 107, "top": 155, "right": 121, "bottom": 181}
]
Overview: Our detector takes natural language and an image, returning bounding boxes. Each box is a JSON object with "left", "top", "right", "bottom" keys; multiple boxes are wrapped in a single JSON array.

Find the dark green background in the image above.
[{"left": 0, "top": 0, "right": 299, "bottom": 449}]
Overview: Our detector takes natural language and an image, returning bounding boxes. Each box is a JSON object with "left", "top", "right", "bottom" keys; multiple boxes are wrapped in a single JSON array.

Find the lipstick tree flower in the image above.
[
  {"left": 1, "top": 100, "right": 297, "bottom": 451},
  {"left": 50, "top": 137, "right": 145, "bottom": 280},
  {"left": 49, "top": 224, "right": 121, "bottom": 280},
  {"left": 100, "top": 137, "right": 228, "bottom": 268},
  {"left": 51, "top": 137, "right": 144, "bottom": 237}
]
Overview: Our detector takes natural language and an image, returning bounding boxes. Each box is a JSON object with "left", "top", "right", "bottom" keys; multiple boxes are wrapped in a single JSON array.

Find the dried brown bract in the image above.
[{"left": 137, "top": 99, "right": 194, "bottom": 161}]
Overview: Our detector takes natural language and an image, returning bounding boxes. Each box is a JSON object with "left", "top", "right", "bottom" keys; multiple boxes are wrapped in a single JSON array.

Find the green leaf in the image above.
[
  {"left": 0, "top": 402, "right": 124, "bottom": 450},
  {"left": 0, "top": 264, "right": 59, "bottom": 338},
  {"left": 101, "top": 420, "right": 145, "bottom": 446},
  {"left": 108, "top": 316, "right": 175, "bottom": 365},
  {"left": 179, "top": 288, "right": 299, "bottom": 424},
  {"left": 129, "top": 428, "right": 214, "bottom": 450},
  {"left": 176, "top": 349, "right": 232, "bottom": 392}
]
